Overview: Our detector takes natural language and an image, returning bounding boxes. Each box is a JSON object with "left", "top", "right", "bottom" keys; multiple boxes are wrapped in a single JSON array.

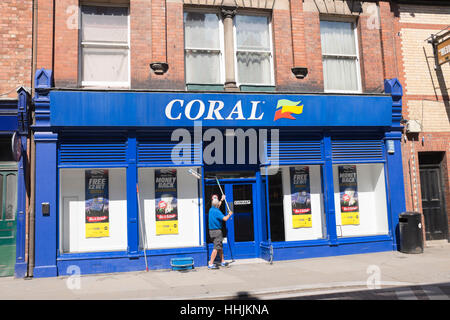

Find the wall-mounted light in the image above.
[
  {"left": 150, "top": 62, "right": 169, "bottom": 75},
  {"left": 291, "top": 67, "right": 308, "bottom": 79}
]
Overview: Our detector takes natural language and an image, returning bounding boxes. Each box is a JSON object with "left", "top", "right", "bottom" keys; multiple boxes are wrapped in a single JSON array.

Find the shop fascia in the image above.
[{"left": 165, "top": 98, "right": 282, "bottom": 168}]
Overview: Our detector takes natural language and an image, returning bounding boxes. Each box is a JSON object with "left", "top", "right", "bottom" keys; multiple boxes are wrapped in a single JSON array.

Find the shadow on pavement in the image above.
[{"left": 279, "top": 282, "right": 450, "bottom": 300}]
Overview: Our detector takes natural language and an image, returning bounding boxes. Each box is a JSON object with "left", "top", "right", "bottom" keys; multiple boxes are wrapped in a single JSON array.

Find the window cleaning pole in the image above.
[
  {"left": 215, "top": 177, "right": 234, "bottom": 262},
  {"left": 136, "top": 183, "right": 148, "bottom": 272}
]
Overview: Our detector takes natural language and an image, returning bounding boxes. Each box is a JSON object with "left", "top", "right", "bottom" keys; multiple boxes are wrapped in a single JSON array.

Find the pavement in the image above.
[{"left": 1, "top": 240, "right": 450, "bottom": 300}]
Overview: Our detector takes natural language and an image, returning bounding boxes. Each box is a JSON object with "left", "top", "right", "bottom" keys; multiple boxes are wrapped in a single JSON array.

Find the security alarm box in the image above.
[{"left": 406, "top": 120, "right": 422, "bottom": 133}]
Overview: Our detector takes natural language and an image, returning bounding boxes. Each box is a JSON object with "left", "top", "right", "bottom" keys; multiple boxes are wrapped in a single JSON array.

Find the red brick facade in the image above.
[
  {"left": 1, "top": 1, "right": 449, "bottom": 244},
  {"left": 0, "top": 0, "right": 32, "bottom": 98},
  {"left": 26, "top": 0, "right": 394, "bottom": 94}
]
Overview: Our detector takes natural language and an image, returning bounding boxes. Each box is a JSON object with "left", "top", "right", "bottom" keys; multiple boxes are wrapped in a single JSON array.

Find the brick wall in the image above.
[
  {"left": 0, "top": 0, "right": 32, "bottom": 97},
  {"left": 395, "top": 3, "right": 450, "bottom": 241},
  {"left": 402, "top": 133, "right": 450, "bottom": 241},
  {"left": 54, "top": 0, "right": 78, "bottom": 87},
  {"left": 30, "top": 0, "right": 392, "bottom": 93}
]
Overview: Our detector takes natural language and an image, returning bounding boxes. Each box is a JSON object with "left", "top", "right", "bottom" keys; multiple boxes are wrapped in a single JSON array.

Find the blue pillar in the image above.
[
  {"left": 14, "top": 135, "right": 28, "bottom": 278},
  {"left": 385, "top": 132, "right": 406, "bottom": 250},
  {"left": 32, "top": 69, "right": 58, "bottom": 277},
  {"left": 126, "top": 131, "right": 139, "bottom": 256},
  {"left": 15, "top": 87, "right": 30, "bottom": 278},
  {"left": 33, "top": 132, "right": 58, "bottom": 277},
  {"left": 384, "top": 78, "right": 406, "bottom": 250},
  {"left": 323, "top": 134, "right": 337, "bottom": 244}
]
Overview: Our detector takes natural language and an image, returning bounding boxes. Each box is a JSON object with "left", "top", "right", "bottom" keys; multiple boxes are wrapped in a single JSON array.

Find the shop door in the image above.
[
  {"left": 205, "top": 181, "right": 257, "bottom": 260},
  {"left": 419, "top": 167, "right": 448, "bottom": 240},
  {"left": 0, "top": 171, "right": 17, "bottom": 277}
]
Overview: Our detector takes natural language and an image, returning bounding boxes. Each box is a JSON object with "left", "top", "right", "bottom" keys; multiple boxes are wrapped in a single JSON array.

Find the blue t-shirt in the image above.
[{"left": 208, "top": 207, "right": 225, "bottom": 230}]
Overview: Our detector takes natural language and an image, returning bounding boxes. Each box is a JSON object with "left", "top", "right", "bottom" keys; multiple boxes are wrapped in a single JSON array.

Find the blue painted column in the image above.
[
  {"left": 384, "top": 78, "right": 406, "bottom": 250},
  {"left": 126, "top": 131, "right": 139, "bottom": 256},
  {"left": 33, "top": 132, "right": 58, "bottom": 277},
  {"left": 14, "top": 135, "right": 28, "bottom": 278},
  {"left": 32, "top": 69, "right": 58, "bottom": 277},
  {"left": 323, "top": 134, "right": 338, "bottom": 245},
  {"left": 385, "top": 132, "right": 406, "bottom": 250},
  {"left": 15, "top": 87, "right": 30, "bottom": 278}
]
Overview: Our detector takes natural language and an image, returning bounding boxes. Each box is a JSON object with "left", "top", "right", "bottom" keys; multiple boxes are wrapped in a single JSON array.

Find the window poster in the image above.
[
  {"left": 155, "top": 169, "right": 178, "bottom": 235},
  {"left": 85, "top": 169, "right": 110, "bottom": 238},
  {"left": 338, "top": 165, "right": 360, "bottom": 225},
  {"left": 290, "top": 166, "right": 312, "bottom": 228}
]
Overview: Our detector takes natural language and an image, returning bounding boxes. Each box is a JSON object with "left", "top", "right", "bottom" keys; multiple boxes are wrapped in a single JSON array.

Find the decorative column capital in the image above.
[
  {"left": 221, "top": 6, "right": 237, "bottom": 19},
  {"left": 33, "top": 69, "right": 53, "bottom": 129}
]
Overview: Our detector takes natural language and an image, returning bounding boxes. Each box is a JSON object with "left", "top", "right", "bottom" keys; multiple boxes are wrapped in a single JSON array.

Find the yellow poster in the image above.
[
  {"left": 86, "top": 222, "right": 109, "bottom": 238},
  {"left": 156, "top": 221, "right": 178, "bottom": 235},
  {"left": 341, "top": 212, "right": 360, "bottom": 226},
  {"left": 290, "top": 167, "right": 312, "bottom": 228},
  {"left": 292, "top": 213, "right": 312, "bottom": 228},
  {"left": 85, "top": 170, "right": 110, "bottom": 238},
  {"left": 338, "top": 166, "right": 360, "bottom": 226},
  {"left": 155, "top": 169, "right": 179, "bottom": 235}
]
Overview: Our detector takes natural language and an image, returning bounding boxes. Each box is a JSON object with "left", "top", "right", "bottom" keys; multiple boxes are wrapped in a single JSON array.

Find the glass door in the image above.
[{"left": 205, "top": 180, "right": 257, "bottom": 260}]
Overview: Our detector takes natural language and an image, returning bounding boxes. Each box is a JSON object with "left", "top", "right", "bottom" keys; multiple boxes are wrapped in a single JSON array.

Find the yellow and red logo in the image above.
[{"left": 273, "top": 99, "right": 304, "bottom": 121}]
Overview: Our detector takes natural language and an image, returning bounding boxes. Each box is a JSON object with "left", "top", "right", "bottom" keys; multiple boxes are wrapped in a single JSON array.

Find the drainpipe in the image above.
[{"left": 26, "top": 0, "right": 38, "bottom": 279}]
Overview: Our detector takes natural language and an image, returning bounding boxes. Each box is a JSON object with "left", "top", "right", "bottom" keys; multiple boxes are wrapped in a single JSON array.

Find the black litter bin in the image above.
[{"left": 398, "top": 212, "right": 424, "bottom": 254}]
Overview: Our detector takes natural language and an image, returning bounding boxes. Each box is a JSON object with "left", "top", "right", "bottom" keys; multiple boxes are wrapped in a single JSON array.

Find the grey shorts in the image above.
[{"left": 209, "top": 229, "right": 223, "bottom": 250}]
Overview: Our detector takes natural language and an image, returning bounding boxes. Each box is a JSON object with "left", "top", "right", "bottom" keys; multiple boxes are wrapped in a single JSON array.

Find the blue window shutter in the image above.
[
  {"left": 331, "top": 139, "right": 384, "bottom": 162},
  {"left": 266, "top": 138, "right": 323, "bottom": 165},
  {"left": 138, "top": 131, "right": 202, "bottom": 166},
  {"left": 59, "top": 135, "right": 127, "bottom": 164}
]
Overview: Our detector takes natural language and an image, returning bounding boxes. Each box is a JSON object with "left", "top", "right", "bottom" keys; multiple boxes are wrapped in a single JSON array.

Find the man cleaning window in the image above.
[{"left": 208, "top": 194, "right": 233, "bottom": 269}]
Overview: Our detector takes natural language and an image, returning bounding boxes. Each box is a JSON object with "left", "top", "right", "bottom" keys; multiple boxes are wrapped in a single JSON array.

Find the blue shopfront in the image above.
[
  {"left": 0, "top": 87, "right": 30, "bottom": 278},
  {"left": 32, "top": 69, "right": 406, "bottom": 277}
]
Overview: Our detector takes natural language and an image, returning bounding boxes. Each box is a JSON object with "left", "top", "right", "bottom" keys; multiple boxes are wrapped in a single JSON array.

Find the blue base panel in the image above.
[{"left": 31, "top": 241, "right": 396, "bottom": 277}]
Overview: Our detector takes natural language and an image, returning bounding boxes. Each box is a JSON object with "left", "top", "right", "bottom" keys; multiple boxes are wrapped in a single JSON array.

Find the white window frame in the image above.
[
  {"left": 79, "top": 3, "right": 131, "bottom": 88},
  {"left": 183, "top": 8, "right": 225, "bottom": 86},
  {"left": 233, "top": 11, "right": 275, "bottom": 87},
  {"left": 320, "top": 17, "right": 362, "bottom": 94}
]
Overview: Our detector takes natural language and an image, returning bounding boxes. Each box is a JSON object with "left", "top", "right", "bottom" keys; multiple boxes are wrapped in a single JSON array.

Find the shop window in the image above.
[
  {"left": 137, "top": 167, "right": 202, "bottom": 249},
  {"left": 80, "top": 5, "right": 130, "bottom": 88},
  {"left": 268, "top": 165, "right": 326, "bottom": 242},
  {"left": 5, "top": 174, "right": 17, "bottom": 220},
  {"left": 0, "top": 172, "right": 17, "bottom": 222},
  {"left": 267, "top": 169, "right": 285, "bottom": 242},
  {"left": 59, "top": 168, "right": 128, "bottom": 253},
  {"left": 333, "top": 164, "right": 389, "bottom": 238},
  {"left": 320, "top": 20, "right": 361, "bottom": 92},
  {"left": 0, "top": 137, "right": 14, "bottom": 161}
]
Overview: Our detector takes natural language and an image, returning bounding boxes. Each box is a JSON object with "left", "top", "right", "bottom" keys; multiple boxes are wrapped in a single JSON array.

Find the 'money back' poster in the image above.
[
  {"left": 338, "top": 165, "right": 360, "bottom": 225},
  {"left": 155, "top": 169, "right": 178, "bottom": 235}
]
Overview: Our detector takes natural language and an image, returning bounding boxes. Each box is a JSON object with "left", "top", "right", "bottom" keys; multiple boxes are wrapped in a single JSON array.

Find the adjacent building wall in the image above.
[{"left": 394, "top": 3, "right": 450, "bottom": 241}]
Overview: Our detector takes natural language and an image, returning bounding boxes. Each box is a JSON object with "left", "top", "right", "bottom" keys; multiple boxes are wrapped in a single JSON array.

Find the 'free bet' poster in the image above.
[
  {"left": 290, "top": 166, "right": 312, "bottom": 228},
  {"left": 85, "top": 169, "right": 110, "bottom": 238}
]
